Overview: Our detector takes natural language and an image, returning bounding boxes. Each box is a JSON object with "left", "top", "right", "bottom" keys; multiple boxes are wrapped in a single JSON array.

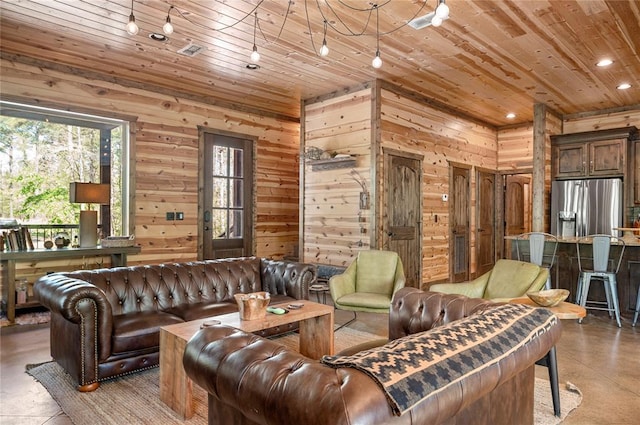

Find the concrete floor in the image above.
[{"left": 1, "top": 309, "right": 639, "bottom": 424}]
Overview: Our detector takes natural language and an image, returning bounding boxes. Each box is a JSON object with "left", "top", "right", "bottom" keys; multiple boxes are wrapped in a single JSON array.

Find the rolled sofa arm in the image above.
[
  {"left": 260, "top": 259, "right": 316, "bottom": 300},
  {"left": 34, "top": 273, "right": 114, "bottom": 386}
]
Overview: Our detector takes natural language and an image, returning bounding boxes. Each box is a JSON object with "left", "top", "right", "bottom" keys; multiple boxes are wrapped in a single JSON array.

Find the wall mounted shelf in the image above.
[{"left": 308, "top": 157, "right": 356, "bottom": 171}]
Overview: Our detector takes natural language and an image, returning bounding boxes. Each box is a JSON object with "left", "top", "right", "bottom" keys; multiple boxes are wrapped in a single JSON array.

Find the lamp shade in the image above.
[{"left": 69, "top": 182, "right": 110, "bottom": 204}]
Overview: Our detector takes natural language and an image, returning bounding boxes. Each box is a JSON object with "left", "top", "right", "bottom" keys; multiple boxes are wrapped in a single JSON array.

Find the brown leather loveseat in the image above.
[
  {"left": 34, "top": 257, "right": 315, "bottom": 391},
  {"left": 183, "top": 288, "right": 562, "bottom": 425}
]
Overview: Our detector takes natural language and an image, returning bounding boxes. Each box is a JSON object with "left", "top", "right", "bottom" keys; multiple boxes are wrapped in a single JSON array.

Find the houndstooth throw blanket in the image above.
[{"left": 322, "top": 303, "right": 557, "bottom": 416}]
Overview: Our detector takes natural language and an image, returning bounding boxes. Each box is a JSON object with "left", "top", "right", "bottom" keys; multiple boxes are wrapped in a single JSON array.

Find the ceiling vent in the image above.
[
  {"left": 177, "top": 43, "right": 206, "bottom": 57},
  {"left": 408, "top": 11, "right": 448, "bottom": 29}
]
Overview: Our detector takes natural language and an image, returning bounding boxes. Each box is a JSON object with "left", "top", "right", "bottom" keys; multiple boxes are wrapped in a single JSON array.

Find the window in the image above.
[
  {"left": 0, "top": 101, "right": 130, "bottom": 236},
  {"left": 212, "top": 145, "right": 245, "bottom": 239}
]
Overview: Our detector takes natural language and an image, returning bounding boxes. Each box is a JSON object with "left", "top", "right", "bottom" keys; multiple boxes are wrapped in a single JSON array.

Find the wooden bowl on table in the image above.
[{"left": 526, "top": 289, "right": 570, "bottom": 307}]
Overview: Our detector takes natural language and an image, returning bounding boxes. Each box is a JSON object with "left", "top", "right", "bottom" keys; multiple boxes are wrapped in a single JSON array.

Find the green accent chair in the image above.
[
  {"left": 329, "top": 250, "right": 406, "bottom": 329},
  {"left": 429, "top": 259, "right": 549, "bottom": 301}
]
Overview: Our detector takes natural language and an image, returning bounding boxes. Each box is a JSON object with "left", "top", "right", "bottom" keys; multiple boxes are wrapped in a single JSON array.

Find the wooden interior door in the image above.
[
  {"left": 450, "top": 164, "right": 470, "bottom": 282},
  {"left": 504, "top": 174, "right": 531, "bottom": 237},
  {"left": 476, "top": 169, "right": 496, "bottom": 276},
  {"left": 383, "top": 149, "right": 422, "bottom": 288}
]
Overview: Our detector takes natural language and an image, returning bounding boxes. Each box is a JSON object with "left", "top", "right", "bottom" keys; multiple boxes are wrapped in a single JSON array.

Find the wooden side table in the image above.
[{"left": 510, "top": 298, "right": 586, "bottom": 417}]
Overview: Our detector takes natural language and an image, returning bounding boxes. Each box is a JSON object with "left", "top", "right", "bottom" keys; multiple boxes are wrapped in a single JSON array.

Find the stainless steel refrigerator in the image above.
[{"left": 550, "top": 178, "right": 623, "bottom": 237}]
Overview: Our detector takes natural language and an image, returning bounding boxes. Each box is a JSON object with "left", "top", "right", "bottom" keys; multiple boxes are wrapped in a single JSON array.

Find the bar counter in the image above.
[{"left": 507, "top": 235, "right": 640, "bottom": 320}]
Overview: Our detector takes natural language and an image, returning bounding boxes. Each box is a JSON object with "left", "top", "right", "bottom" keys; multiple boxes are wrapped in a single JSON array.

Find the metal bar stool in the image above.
[
  {"left": 576, "top": 235, "right": 626, "bottom": 327},
  {"left": 515, "top": 232, "right": 559, "bottom": 290},
  {"left": 633, "top": 284, "right": 640, "bottom": 327}
]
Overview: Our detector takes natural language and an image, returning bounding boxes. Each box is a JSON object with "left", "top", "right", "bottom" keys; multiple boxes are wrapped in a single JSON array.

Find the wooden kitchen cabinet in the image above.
[
  {"left": 553, "top": 138, "right": 624, "bottom": 179},
  {"left": 551, "top": 127, "right": 636, "bottom": 180}
]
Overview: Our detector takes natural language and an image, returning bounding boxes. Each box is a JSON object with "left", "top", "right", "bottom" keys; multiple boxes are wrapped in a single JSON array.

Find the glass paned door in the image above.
[{"left": 203, "top": 133, "right": 253, "bottom": 259}]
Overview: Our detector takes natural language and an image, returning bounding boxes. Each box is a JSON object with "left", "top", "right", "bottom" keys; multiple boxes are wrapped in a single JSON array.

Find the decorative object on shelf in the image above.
[
  {"left": 70, "top": 182, "right": 110, "bottom": 248},
  {"left": 100, "top": 235, "right": 136, "bottom": 248},
  {"left": 44, "top": 240, "right": 54, "bottom": 249},
  {"left": 234, "top": 291, "right": 270, "bottom": 320},
  {"left": 16, "top": 279, "right": 28, "bottom": 304},
  {"left": 527, "top": 289, "right": 570, "bottom": 307},
  {"left": 54, "top": 232, "right": 70, "bottom": 249}
]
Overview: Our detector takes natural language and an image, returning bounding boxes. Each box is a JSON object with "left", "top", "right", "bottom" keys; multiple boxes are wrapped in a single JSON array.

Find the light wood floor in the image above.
[{"left": 1, "top": 309, "right": 639, "bottom": 424}]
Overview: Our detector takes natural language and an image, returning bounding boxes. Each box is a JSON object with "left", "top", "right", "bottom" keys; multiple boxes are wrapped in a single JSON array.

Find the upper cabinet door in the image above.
[
  {"left": 589, "top": 139, "right": 625, "bottom": 176},
  {"left": 553, "top": 144, "right": 587, "bottom": 178}
]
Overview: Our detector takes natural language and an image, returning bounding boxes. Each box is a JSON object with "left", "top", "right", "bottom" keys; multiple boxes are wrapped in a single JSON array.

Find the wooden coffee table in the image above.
[
  {"left": 159, "top": 301, "right": 334, "bottom": 419},
  {"left": 509, "top": 297, "right": 586, "bottom": 319}
]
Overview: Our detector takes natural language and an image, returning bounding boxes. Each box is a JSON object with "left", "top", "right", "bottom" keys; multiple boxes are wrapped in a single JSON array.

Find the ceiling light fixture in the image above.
[
  {"left": 617, "top": 83, "right": 631, "bottom": 90},
  {"left": 319, "top": 20, "right": 329, "bottom": 57},
  {"left": 163, "top": 6, "right": 174, "bottom": 35},
  {"left": 506, "top": 112, "right": 516, "bottom": 119},
  {"left": 250, "top": 12, "right": 260, "bottom": 63},
  {"left": 372, "top": 5, "right": 382, "bottom": 69},
  {"left": 596, "top": 58, "right": 613, "bottom": 67},
  {"left": 435, "top": 0, "right": 450, "bottom": 19},
  {"left": 125, "top": 0, "right": 138, "bottom": 35}
]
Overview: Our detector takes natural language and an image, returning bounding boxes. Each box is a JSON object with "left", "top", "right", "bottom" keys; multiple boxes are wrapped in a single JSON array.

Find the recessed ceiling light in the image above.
[
  {"left": 149, "top": 33, "right": 168, "bottom": 42},
  {"left": 506, "top": 113, "right": 516, "bottom": 119},
  {"left": 617, "top": 83, "right": 631, "bottom": 90},
  {"left": 246, "top": 63, "right": 260, "bottom": 70},
  {"left": 596, "top": 58, "right": 613, "bottom": 67}
]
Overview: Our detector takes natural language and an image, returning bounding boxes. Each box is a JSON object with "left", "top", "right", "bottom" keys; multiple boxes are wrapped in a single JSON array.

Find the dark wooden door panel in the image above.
[
  {"left": 476, "top": 170, "right": 496, "bottom": 276},
  {"left": 384, "top": 151, "right": 422, "bottom": 288},
  {"left": 450, "top": 165, "right": 470, "bottom": 282}
]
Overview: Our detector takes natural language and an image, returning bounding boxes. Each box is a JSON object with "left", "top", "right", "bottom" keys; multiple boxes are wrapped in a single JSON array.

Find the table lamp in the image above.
[{"left": 69, "top": 182, "right": 110, "bottom": 248}]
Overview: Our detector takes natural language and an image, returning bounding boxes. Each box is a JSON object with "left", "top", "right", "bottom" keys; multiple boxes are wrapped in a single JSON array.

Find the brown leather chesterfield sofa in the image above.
[
  {"left": 34, "top": 257, "right": 315, "bottom": 391},
  {"left": 183, "top": 287, "right": 561, "bottom": 425}
]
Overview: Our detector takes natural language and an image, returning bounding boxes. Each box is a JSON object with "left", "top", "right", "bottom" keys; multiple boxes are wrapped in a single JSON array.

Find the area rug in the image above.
[{"left": 26, "top": 328, "right": 582, "bottom": 425}]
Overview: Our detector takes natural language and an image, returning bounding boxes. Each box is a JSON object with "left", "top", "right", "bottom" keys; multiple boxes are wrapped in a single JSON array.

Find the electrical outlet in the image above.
[
  {"left": 176, "top": 212, "right": 184, "bottom": 220},
  {"left": 166, "top": 212, "right": 175, "bottom": 221},
  {"left": 442, "top": 194, "right": 448, "bottom": 202}
]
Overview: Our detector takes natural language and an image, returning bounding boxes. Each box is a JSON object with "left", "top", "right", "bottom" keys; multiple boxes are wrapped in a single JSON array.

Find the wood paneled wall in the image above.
[
  {"left": 379, "top": 88, "right": 498, "bottom": 284},
  {"left": 1, "top": 59, "right": 300, "bottom": 276},
  {"left": 302, "top": 89, "right": 372, "bottom": 267},
  {"left": 563, "top": 109, "right": 640, "bottom": 133}
]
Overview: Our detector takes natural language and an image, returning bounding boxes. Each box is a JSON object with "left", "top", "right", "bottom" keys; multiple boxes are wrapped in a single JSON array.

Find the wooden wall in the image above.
[
  {"left": 1, "top": 59, "right": 300, "bottom": 288},
  {"left": 302, "top": 89, "right": 373, "bottom": 267},
  {"left": 379, "top": 88, "right": 498, "bottom": 284},
  {"left": 563, "top": 109, "right": 640, "bottom": 133}
]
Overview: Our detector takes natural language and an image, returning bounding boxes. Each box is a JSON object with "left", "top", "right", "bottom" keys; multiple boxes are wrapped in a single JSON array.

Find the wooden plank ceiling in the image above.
[{"left": 1, "top": 0, "right": 638, "bottom": 126}]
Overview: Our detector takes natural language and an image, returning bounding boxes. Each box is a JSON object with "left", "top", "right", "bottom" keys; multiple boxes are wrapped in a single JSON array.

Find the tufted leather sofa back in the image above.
[
  {"left": 388, "top": 287, "right": 496, "bottom": 340},
  {"left": 61, "top": 258, "right": 264, "bottom": 316}
]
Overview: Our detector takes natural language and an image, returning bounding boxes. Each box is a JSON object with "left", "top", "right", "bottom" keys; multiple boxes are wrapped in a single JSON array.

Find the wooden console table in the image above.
[{"left": 1, "top": 245, "right": 141, "bottom": 323}]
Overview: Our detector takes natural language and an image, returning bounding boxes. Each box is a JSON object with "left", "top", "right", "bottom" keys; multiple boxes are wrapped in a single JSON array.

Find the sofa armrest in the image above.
[
  {"left": 388, "top": 288, "right": 496, "bottom": 339},
  {"left": 34, "top": 273, "right": 114, "bottom": 364},
  {"left": 260, "top": 259, "right": 316, "bottom": 300}
]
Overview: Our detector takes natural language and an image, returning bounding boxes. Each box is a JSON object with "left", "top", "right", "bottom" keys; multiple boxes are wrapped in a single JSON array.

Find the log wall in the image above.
[{"left": 0, "top": 59, "right": 300, "bottom": 287}]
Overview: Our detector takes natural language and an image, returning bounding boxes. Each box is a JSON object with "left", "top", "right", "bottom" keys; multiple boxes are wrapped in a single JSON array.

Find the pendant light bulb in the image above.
[
  {"left": 372, "top": 51, "right": 382, "bottom": 69},
  {"left": 126, "top": 14, "right": 139, "bottom": 35},
  {"left": 431, "top": 16, "right": 443, "bottom": 27},
  {"left": 251, "top": 46, "right": 261, "bottom": 63},
  {"left": 435, "top": 1, "right": 450, "bottom": 19},
  {"left": 250, "top": 12, "right": 260, "bottom": 62},
  {"left": 163, "top": 17, "right": 173, "bottom": 35},
  {"left": 320, "top": 40, "right": 329, "bottom": 57}
]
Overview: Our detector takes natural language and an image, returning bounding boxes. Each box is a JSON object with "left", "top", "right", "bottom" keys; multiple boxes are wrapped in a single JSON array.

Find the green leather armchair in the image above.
[
  {"left": 429, "top": 259, "right": 549, "bottom": 301},
  {"left": 329, "top": 250, "right": 406, "bottom": 321}
]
